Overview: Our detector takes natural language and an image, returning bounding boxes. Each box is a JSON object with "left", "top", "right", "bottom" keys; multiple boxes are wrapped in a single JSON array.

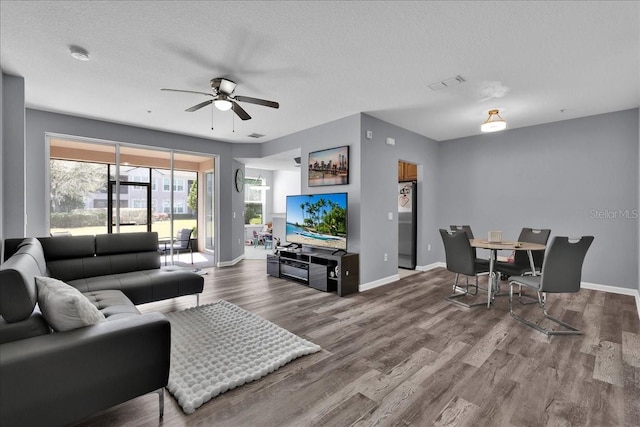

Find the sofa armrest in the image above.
[{"left": 0, "top": 312, "right": 170, "bottom": 427}]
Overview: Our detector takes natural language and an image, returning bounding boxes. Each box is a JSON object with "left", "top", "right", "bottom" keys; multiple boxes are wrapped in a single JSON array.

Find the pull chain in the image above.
[{"left": 211, "top": 104, "right": 214, "bottom": 130}]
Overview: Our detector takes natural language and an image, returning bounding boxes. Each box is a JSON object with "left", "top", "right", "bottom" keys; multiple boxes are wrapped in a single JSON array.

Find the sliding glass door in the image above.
[{"left": 48, "top": 136, "right": 217, "bottom": 265}]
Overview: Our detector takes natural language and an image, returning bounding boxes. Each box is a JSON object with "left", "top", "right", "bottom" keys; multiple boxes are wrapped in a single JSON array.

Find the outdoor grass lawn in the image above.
[{"left": 51, "top": 219, "right": 197, "bottom": 239}]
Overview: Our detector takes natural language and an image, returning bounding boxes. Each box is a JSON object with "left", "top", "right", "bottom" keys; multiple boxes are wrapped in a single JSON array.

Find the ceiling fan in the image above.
[{"left": 161, "top": 77, "right": 279, "bottom": 121}]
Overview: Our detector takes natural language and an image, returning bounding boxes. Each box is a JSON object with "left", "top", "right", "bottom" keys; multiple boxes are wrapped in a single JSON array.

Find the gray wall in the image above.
[
  {"left": 261, "top": 113, "right": 442, "bottom": 286},
  {"left": 437, "top": 109, "right": 639, "bottom": 289},
  {"left": 0, "top": 72, "right": 3, "bottom": 256},
  {"left": 259, "top": 114, "right": 362, "bottom": 257},
  {"left": 21, "top": 109, "right": 245, "bottom": 264},
  {"left": 2, "top": 74, "right": 26, "bottom": 240},
  {"left": 360, "top": 114, "right": 440, "bottom": 284}
]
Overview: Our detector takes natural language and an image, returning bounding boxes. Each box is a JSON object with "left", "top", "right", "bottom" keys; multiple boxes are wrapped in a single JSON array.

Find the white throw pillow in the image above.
[{"left": 35, "top": 276, "right": 106, "bottom": 332}]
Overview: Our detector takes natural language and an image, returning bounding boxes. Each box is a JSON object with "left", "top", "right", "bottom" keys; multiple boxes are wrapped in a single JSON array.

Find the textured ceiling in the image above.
[{"left": 1, "top": 1, "right": 638, "bottom": 146}]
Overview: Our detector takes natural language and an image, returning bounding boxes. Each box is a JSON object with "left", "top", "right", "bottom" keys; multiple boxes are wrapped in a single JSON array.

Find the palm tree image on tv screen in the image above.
[{"left": 285, "top": 193, "right": 347, "bottom": 250}]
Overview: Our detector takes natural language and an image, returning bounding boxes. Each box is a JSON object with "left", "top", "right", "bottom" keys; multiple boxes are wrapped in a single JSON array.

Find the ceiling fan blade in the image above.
[
  {"left": 232, "top": 101, "right": 251, "bottom": 120},
  {"left": 161, "top": 88, "right": 214, "bottom": 97},
  {"left": 233, "top": 95, "right": 279, "bottom": 109},
  {"left": 185, "top": 99, "right": 213, "bottom": 112}
]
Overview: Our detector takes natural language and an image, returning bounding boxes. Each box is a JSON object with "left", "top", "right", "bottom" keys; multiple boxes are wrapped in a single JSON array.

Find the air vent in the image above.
[
  {"left": 428, "top": 75, "right": 465, "bottom": 91},
  {"left": 248, "top": 133, "right": 265, "bottom": 138}
]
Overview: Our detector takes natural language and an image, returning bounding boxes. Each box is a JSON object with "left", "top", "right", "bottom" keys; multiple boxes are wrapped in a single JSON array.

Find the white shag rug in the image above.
[{"left": 165, "top": 300, "right": 321, "bottom": 414}]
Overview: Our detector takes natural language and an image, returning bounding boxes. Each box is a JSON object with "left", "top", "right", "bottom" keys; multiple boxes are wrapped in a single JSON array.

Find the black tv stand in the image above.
[{"left": 267, "top": 248, "right": 359, "bottom": 297}]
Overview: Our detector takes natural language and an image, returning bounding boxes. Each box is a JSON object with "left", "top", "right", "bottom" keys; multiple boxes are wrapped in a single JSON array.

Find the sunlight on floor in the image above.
[{"left": 244, "top": 244, "right": 275, "bottom": 260}]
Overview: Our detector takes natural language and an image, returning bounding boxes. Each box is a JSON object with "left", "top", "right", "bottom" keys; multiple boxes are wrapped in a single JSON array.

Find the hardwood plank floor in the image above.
[{"left": 73, "top": 261, "right": 640, "bottom": 427}]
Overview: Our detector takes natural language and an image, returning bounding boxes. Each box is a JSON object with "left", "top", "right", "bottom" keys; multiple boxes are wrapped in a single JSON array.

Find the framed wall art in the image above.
[{"left": 308, "top": 145, "right": 349, "bottom": 187}]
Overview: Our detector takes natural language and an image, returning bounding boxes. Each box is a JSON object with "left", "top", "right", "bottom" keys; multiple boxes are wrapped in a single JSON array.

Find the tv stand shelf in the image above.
[{"left": 267, "top": 249, "right": 359, "bottom": 297}]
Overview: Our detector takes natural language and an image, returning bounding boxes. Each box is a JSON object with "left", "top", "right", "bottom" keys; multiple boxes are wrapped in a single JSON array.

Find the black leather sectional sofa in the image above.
[{"left": 0, "top": 232, "right": 204, "bottom": 426}]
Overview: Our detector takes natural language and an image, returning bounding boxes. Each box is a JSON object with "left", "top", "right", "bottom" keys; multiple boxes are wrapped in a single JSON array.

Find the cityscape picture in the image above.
[{"left": 308, "top": 145, "right": 349, "bottom": 187}]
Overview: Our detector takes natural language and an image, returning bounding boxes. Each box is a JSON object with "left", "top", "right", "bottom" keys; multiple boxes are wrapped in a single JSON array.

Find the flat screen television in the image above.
[{"left": 286, "top": 192, "right": 347, "bottom": 250}]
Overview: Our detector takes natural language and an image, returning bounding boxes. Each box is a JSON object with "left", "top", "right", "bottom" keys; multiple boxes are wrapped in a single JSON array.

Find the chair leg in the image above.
[
  {"left": 190, "top": 248, "right": 193, "bottom": 264},
  {"left": 509, "top": 284, "right": 582, "bottom": 335},
  {"left": 446, "top": 273, "right": 486, "bottom": 308},
  {"left": 518, "top": 284, "right": 539, "bottom": 305},
  {"left": 155, "top": 388, "right": 164, "bottom": 419},
  {"left": 196, "top": 293, "right": 200, "bottom": 307}
]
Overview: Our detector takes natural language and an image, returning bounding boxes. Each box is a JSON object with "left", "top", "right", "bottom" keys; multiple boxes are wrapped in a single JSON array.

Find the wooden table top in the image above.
[{"left": 470, "top": 239, "right": 546, "bottom": 251}]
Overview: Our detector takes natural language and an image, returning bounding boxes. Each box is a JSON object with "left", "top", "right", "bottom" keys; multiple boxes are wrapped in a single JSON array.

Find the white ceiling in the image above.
[{"left": 1, "top": 1, "right": 638, "bottom": 151}]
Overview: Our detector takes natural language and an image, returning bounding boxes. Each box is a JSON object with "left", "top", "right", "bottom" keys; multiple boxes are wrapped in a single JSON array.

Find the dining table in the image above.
[{"left": 470, "top": 239, "right": 546, "bottom": 308}]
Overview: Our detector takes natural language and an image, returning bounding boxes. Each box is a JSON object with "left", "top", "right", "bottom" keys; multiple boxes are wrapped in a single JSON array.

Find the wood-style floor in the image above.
[{"left": 74, "top": 260, "right": 640, "bottom": 427}]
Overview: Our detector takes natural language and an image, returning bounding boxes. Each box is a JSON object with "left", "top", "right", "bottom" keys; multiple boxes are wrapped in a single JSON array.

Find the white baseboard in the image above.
[
  {"left": 581, "top": 282, "right": 640, "bottom": 321},
  {"left": 416, "top": 262, "right": 445, "bottom": 271},
  {"left": 358, "top": 265, "right": 640, "bottom": 321},
  {"left": 360, "top": 274, "right": 401, "bottom": 292},
  {"left": 217, "top": 254, "right": 245, "bottom": 267}
]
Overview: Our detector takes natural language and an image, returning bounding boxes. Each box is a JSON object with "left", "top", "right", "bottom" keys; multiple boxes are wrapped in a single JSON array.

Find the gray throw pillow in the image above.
[{"left": 35, "top": 276, "right": 106, "bottom": 332}]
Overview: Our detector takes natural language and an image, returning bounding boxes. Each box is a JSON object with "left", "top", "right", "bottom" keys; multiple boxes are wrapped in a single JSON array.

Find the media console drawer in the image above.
[{"left": 280, "top": 263, "right": 308, "bottom": 281}]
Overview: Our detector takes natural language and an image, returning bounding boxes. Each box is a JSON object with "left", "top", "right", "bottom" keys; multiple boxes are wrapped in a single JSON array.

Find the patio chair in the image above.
[{"left": 159, "top": 228, "right": 194, "bottom": 265}]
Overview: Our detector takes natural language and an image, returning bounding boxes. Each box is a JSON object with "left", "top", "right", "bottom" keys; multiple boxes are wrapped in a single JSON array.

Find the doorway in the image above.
[{"left": 398, "top": 160, "right": 419, "bottom": 277}]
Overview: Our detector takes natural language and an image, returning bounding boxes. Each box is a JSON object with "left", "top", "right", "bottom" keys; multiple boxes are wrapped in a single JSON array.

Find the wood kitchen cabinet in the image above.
[{"left": 398, "top": 161, "right": 417, "bottom": 182}]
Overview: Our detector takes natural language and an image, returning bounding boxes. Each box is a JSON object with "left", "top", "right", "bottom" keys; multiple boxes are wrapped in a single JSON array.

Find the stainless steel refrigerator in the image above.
[{"left": 398, "top": 181, "right": 417, "bottom": 269}]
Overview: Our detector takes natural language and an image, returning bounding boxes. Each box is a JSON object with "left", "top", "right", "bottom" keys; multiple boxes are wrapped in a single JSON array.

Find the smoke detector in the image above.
[{"left": 69, "top": 45, "right": 90, "bottom": 61}]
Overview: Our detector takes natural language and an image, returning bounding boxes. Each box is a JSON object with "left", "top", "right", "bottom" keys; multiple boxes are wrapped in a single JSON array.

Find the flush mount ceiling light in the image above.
[
  {"left": 69, "top": 45, "right": 90, "bottom": 61},
  {"left": 481, "top": 109, "right": 507, "bottom": 132}
]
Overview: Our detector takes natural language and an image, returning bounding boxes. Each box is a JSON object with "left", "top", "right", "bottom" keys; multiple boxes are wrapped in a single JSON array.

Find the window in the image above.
[
  {"left": 131, "top": 175, "right": 148, "bottom": 189},
  {"left": 132, "top": 199, "right": 146, "bottom": 208},
  {"left": 162, "top": 200, "right": 171, "bottom": 213},
  {"left": 163, "top": 178, "right": 171, "bottom": 192},
  {"left": 173, "top": 178, "right": 185, "bottom": 192},
  {"left": 244, "top": 176, "right": 265, "bottom": 225},
  {"left": 151, "top": 178, "right": 157, "bottom": 191},
  {"left": 174, "top": 201, "right": 185, "bottom": 214}
]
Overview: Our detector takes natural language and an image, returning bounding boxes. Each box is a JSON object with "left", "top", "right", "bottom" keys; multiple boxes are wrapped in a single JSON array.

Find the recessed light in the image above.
[{"left": 69, "top": 45, "right": 90, "bottom": 61}]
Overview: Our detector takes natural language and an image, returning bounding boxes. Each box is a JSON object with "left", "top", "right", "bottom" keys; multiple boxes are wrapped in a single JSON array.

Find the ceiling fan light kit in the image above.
[
  {"left": 162, "top": 77, "right": 279, "bottom": 121},
  {"left": 481, "top": 109, "right": 507, "bottom": 132},
  {"left": 214, "top": 98, "right": 233, "bottom": 111}
]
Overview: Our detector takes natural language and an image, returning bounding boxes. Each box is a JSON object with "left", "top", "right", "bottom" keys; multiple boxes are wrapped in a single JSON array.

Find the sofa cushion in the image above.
[
  {"left": 17, "top": 238, "right": 48, "bottom": 274},
  {"left": 68, "top": 268, "right": 204, "bottom": 305},
  {"left": 35, "top": 276, "right": 106, "bottom": 332},
  {"left": 0, "top": 241, "right": 46, "bottom": 322},
  {"left": 95, "top": 231, "right": 159, "bottom": 255},
  {"left": 0, "top": 311, "right": 50, "bottom": 344},
  {"left": 83, "top": 290, "right": 141, "bottom": 320}
]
